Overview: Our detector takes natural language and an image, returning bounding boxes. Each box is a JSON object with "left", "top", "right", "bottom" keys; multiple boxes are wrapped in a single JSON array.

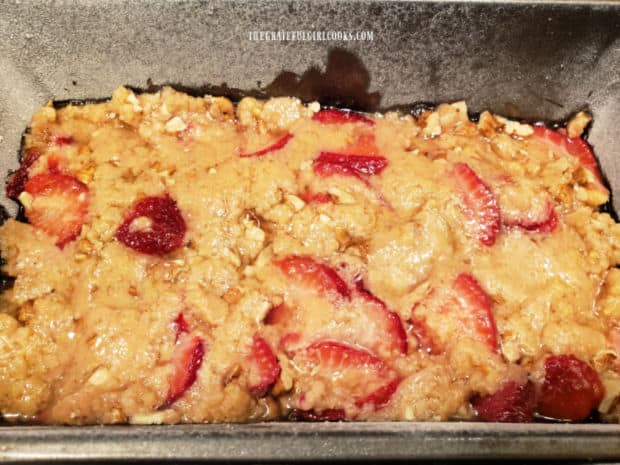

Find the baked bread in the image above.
[{"left": 1, "top": 87, "right": 619, "bottom": 424}]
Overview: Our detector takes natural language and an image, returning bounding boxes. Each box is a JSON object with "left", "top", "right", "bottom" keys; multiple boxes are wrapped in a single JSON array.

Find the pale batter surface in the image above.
[{"left": 1, "top": 87, "right": 619, "bottom": 424}]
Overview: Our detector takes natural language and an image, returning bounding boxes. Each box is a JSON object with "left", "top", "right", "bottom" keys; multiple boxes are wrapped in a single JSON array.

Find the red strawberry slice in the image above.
[
  {"left": 408, "top": 316, "right": 442, "bottom": 355},
  {"left": 471, "top": 380, "right": 536, "bottom": 422},
  {"left": 23, "top": 172, "right": 89, "bottom": 248},
  {"left": 354, "top": 278, "right": 408, "bottom": 356},
  {"left": 312, "top": 108, "right": 374, "bottom": 126},
  {"left": 279, "top": 332, "right": 302, "bottom": 354},
  {"left": 504, "top": 201, "right": 558, "bottom": 234},
  {"left": 53, "top": 135, "right": 74, "bottom": 146},
  {"left": 300, "top": 340, "right": 400, "bottom": 410},
  {"left": 537, "top": 354, "right": 604, "bottom": 422},
  {"left": 274, "top": 255, "right": 350, "bottom": 299},
  {"left": 452, "top": 273, "right": 500, "bottom": 352},
  {"left": 532, "top": 126, "right": 606, "bottom": 190},
  {"left": 162, "top": 334, "right": 205, "bottom": 408},
  {"left": 6, "top": 149, "right": 41, "bottom": 200},
  {"left": 240, "top": 132, "right": 293, "bottom": 158},
  {"left": 300, "top": 191, "right": 332, "bottom": 204},
  {"left": 451, "top": 163, "right": 500, "bottom": 246},
  {"left": 313, "top": 152, "right": 388, "bottom": 179},
  {"left": 115, "top": 195, "right": 186, "bottom": 255},
  {"left": 245, "top": 335, "right": 281, "bottom": 397},
  {"left": 173, "top": 312, "right": 190, "bottom": 342},
  {"left": 289, "top": 408, "right": 346, "bottom": 422}
]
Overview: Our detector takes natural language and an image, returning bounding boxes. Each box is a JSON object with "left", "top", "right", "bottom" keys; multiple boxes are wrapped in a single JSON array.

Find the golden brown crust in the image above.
[{"left": 1, "top": 87, "right": 619, "bottom": 424}]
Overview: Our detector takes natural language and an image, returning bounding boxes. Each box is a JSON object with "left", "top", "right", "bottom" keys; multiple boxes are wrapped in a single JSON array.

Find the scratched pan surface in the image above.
[{"left": 1, "top": 0, "right": 620, "bottom": 462}]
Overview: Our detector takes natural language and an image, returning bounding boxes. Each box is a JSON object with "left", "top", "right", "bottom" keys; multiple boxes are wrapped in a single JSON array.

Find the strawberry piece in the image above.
[
  {"left": 452, "top": 273, "right": 500, "bottom": 352},
  {"left": 532, "top": 126, "right": 606, "bottom": 188},
  {"left": 504, "top": 201, "right": 558, "bottom": 234},
  {"left": 471, "top": 380, "right": 536, "bottom": 423},
  {"left": 537, "top": 354, "right": 604, "bottom": 422},
  {"left": 173, "top": 312, "right": 189, "bottom": 342},
  {"left": 354, "top": 278, "right": 408, "bottom": 356},
  {"left": 53, "top": 135, "right": 74, "bottom": 146},
  {"left": 279, "top": 332, "right": 302, "bottom": 354},
  {"left": 301, "top": 340, "right": 400, "bottom": 410},
  {"left": 289, "top": 408, "right": 346, "bottom": 422},
  {"left": 23, "top": 172, "right": 89, "bottom": 247},
  {"left": 313, "top": 152, "right": 388, "bottom": 179},
  {"left": 312, "top": 109, "right": 374, "bottom": 126},
  {"left": 357, "top": 377, "right": 401, "bottom": 408},
  {"left": 408, "top": 316, "right": 442, "bottom": 355},
  {"left": 163, "top": 334, "right": 205, "bottom": 408},
  {"left": 6, "top": 149, "right": 41, "bottom": 200},
  {"left": 300, "top": 191, "right": 332, "bottom": 204},
  {"left": 451, "top": 163, "right": 500, "bottom": 246},
  {"left": 115, "top": 196, "right": 186, "bottom": 255},
  {"left": 240, "top": 132, "right": 293, "bottom": 158},
  {"left": 246, "top": 335, "right": 281, "bottom": 396},
  {"left": 274, "top": 255, "right": 350, "bottom": 299}
]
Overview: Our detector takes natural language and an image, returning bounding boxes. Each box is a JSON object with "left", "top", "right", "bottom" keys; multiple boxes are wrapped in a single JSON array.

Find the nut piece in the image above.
[
  {"left": 285, "top": 194, "right": 306, "bottom": 211},
  {"left": 477, "top": 111, "right": 502, "bottom": 138},
  {"left": 327, "top": 187, "right": 355, "bottom": 204},
  {"left": 129, "top": 411, "right": 168, "bottom": 425},
  {"left": 422, "top": 112, "right": 442, "bottom": 138},
  {"left": 495, "top": 116, "right": 534, "bottom": 137},
  {"left": 567, "top": 111, "right": 592, "bottom": 139},
  {"left": 88, "top": 367, "right": 112, "bottom": 386},
  {"left": 17, "top": 191, "right": 33, "bottom": 210},
  {"left": 165, "top": 116, "right": 188, "bottom": 133}
]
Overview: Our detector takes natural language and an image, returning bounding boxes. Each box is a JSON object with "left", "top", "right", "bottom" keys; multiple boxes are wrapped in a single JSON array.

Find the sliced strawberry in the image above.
[
  {"left": 298, "top": 340, "right": 400, "bottom": 411},
  {"left": 240, "top": 132, "right": 293, "bottom": 158},
  {"left": 173, "top": 312, "right": 189, "bottom": 342},
  {"left": 452, "top": 273, "right": 500, "bottom": 352},
  {"left": 245, "top": 335, "right": 281, "bottom": 397},
  {"left": 408, "top": 316, "right": 442, "bottom": 355},
  {"left": 162, "top": 334, "right": 205, "bottom": 408},
  {"left": 279, "top": 332, "right": 302, "bottom": 354},
  {"left": 300, "top": 191, "right": 332, "bottom": 204},
  {"left": 537, "top": 354, "right": 604, "bottom": 422},
  {"left": 313, "top": 152, "right": 388, "bottom": 179},
  {"left": 471, "top": 380, "right": 536, "bottom": 423},
  {"left": 6, "top": 149, "right": 41, "bottom": 200},
  {"left": 115, "top": 196, "right": 186, "bottom": 255},
  {"left": 532, "top": 126, "right": 606, "bottom": 189},
  {"left": 312, "top": 108, "right": 374, "bottom": 126},
  {"left": 274, "top": 255, "right": 350, "bottom": 299},
  {"left": 504, "top": 201, "right": 558, "bottom": 234},
  {"left": 289, "top": 408, "right": 346, "bottom": 422},
  {"left": 451, "top": 163, "right": 500, "bottom": 246},
  {"left": 354, "top": 278, "right": 408, "bottom": 356},
  {"left": 53, "top": 135, "right": 74, "bottom": 146},
  {"left": 23, "top": 172, "right": 89, "bottom": 248}
]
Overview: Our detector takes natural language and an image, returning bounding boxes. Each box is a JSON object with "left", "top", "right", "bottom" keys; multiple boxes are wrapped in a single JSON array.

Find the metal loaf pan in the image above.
[{"left": 1, "top": 0, "right": 619, "bottom": 461}]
